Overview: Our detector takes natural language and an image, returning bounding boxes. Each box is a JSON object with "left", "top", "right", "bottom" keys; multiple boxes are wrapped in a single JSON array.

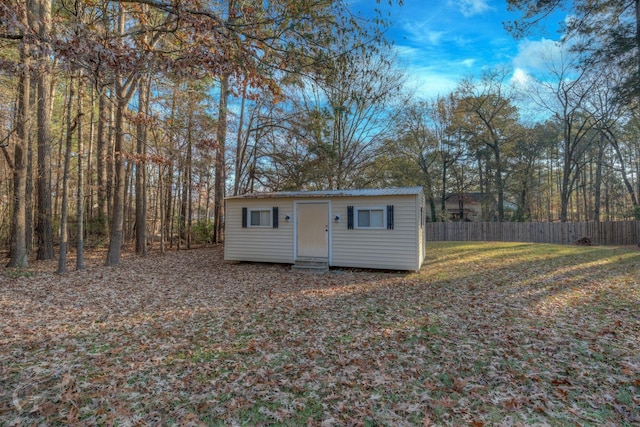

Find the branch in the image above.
[
  {"left": 112, "top": 0, "right": 227, "bottom": 33},
  {"left": 1, "top": 144, "right": 14, "bottom": 169},
  {"left": 0, "top": 124, "right": 20, "bottom": 148},
  {"left": 0, "top": 33, "right": 23, "bottom": 40}
]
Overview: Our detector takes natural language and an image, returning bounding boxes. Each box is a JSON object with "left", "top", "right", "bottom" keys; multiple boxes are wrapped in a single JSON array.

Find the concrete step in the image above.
[{"left": 291, "top": 260, "right": 329, "bottom": 272}]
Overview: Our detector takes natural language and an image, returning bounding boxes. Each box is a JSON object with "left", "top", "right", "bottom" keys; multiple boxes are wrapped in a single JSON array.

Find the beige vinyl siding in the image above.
[
  {"left": 224, "top": 199, "right": 294, "bottom": 263},
  {"left": 417, "top": 191, "right": 426, "bottom": 269},
  {"left": 331, "top": 195, "right": 420, "bottom": 271}
]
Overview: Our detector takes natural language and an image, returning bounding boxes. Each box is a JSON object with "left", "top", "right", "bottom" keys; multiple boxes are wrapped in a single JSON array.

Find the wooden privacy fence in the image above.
[{"left": 425, "top": 221, "right": 640, "bottom": 246}]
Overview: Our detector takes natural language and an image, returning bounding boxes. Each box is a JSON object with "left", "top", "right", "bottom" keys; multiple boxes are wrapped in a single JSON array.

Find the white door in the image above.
[{"left": 296, "top": 202, "right": 329, "bottom": 259}]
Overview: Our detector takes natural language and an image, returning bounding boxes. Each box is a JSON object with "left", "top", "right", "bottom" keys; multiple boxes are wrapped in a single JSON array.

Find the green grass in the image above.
[
  {"left": 1, "top": 243, "right": 639, "bottom": 426},
  {"left": 4, "top": 266, "right": 34, "bottom": 278}
]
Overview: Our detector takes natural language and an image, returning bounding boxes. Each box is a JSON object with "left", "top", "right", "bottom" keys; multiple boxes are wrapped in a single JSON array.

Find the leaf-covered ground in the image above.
[{"left": 1, "top": 242, "right": 639, "bottom": 426}]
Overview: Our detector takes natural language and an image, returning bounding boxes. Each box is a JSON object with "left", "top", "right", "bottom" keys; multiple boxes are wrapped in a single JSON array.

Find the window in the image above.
[
  {"left": 249, "top": 209, "right": 271, "bottom": 227},
  {"left": 355, "top": 207, "right": 385, "bottom": 228},
  {"left": 242, "top": 207, "right": 278, "bottom": 228}
]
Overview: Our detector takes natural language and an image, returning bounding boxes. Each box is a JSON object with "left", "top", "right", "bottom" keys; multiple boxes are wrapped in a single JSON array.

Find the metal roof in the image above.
[{"left": 226, "top": 186, "right": 424, "bottom": 200}]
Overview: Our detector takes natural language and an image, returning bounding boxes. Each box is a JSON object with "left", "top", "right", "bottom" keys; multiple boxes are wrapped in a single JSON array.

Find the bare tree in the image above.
[
  {"left": 456, "top": 68, "right": 522, "bottom": 221},
  {"left": 264, "top": 47, "right": 405, "bottom": 191},
  {"left": 7, "top": 6, "right": 31, "bottom": 268},
  {"left": 135, "top": 75, "right": 151, "bottom": 255},
  {"left": 76, "top": 72, "right": 85, "bottom": 270},
  {"left": 34, "top": 0, "right": 55, "bottom": 260},
  {"left": 387, "top": 98, "right": 456, "bottom": 221},
  {"left": 584, "top": 67, "right": 640, "bottom": 218},
  {"left": 105, "top": 3, "right": 139, "bottom": 266},
  {"left": 213, "top": 74, "right": 228, "bottom": 244},
  {"left": 58, "top": 74, "right": 77, "bottom": 274}
]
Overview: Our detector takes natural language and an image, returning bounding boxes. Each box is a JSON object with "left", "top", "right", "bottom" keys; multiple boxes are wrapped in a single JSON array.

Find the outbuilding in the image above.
[{"left": 224, "top": 187, "right": 426, "bottom": 271}]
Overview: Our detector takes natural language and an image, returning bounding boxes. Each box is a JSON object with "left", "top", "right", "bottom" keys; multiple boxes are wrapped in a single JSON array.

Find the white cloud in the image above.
[
  {"left": 395, "top": 45, "right": 422, "bottom": 59},
  {"left": 393, "top": 39, "right": 484, "bottom": 100},
  {"left": 460, "top": 58, "right": 476, "bottom": 68},
  {"left": 513, "top": 38, "right": 564, "bottom": 73},
  {"left": 510, "top": 67, "right": 531, "bottom": 88},
  {"left": 456, "top": 0, "right": 492, "bottom": 17},
  {"left": 404, "top": 65, "right": 460, "bottom": 99},
  {"left": 394, "top": 43, "right": 465, "bottom": 98},
  {"left": 427, "top": 31, "right": 446, "bottom": 45},
  {"left": 401, "top": 21, "right": 449, "bottom": 47}
]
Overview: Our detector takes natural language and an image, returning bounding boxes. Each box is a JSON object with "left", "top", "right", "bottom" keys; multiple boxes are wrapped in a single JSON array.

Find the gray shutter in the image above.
[
  {"left": 347, "top": 206, "right": 354, "bottom": 229},
  {"left": 387, "top": 205, "right": 394, "bottom": 230},
  {"left": 242, "top": 207, "right": 247, "bottom": 228},
  {"left": 272, "top": 207, "right": 279, "bottom": 228}
]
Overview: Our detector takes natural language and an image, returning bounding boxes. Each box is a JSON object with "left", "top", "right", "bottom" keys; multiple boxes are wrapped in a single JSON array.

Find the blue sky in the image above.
[{"left": 354, "top": 0, "right": 568, "bottom": 98}]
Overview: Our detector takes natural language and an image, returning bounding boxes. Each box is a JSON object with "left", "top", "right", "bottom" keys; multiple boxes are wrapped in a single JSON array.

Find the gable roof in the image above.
[{"left": 226, "top": 186, "right": 424, "bottom": 200}]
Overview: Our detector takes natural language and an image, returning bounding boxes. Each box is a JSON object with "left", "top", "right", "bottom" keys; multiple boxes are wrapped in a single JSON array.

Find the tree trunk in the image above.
[
  {"left": 476, "top": 152, "right": 485, "bottom": 220},
  {"left": 214, "top": 74, "right": 229, "bottom": 244},
  {"left": 125, "top": 158, "right": 134, "bottom": 241},
  {"left": 440, "top": 158, "right": 448, "bottom": 219},
  {"left": 180, "top": 105, "right": 192, "bottom": 247},
  {"left": 86, "top": 84, "right": 95, "bottom": 225},
  {"left": 560, "top": 135, "right": 572, "bottom": 223},
  {"left": 105, "top": 81, "right": 137, "bottom": 264},
  {"left": 608, "top": 135, "right": 639, "bottom": 209},
  {"left": 560, "top": 156, "right": 582, "bottom": 223},
  {"left": 58, "top": 75, "right": 75, "bottom": 274},
  {"left": 423, "top": 169, "right": 437, "bottom": 222},
  {"left": 234, "top": 84, "right": 248, "bottom": 196},
  {"left": 517, "top": 187, "right": 527, "bottom": 221},
  {"left": 417, "top": 155, "right": 437, "bottom": 222},
  {"left": 166, "top": 162, "right": 174, "bottom": 248},
  {"left": 636, "top": 0, "right": 640, "bottom": 219},
  {"left": 106, "top": 90, "right": 115, "bottom": 221},
  {"left": 135, "top": 77, "right": 150, "bottom": 255},
  {"left": 187, "top": 117, "right": 193, "bottom": 249},
  {"left": 25, "top": 104, "right": 34, "bottom": 253},
  {"left": 106, "top": 97, "right": 127, "bottom": 266},
  {"left": 53, "top": 110, "right": 65, "bottom": 222},
  {"left": 593, "top": 139, "right": 605, "bottom": 222},
  {"left": 581, "top": 160, "right": 589, "bottom": 221},
  {"left": 8, "top": 37, "right": 31, "bottom": 269},
  {"left": 105, "top": 4, "right": 138, "bottom": 266},
  {"left": 249, "top": 142, "right": 258, "bottom": 193},
  {"left": 176, "top": 170, "right": 182, "bottom": 251},
  {"left": 35, "top": 0, "right": 55, "bottom": 260},
  {"left": 494, "top": 148, "right": 504, "bottom": 222},
  {"left": 96, "top": 86, "right": 109, "bottom": 235},
  {"left": 166, "top": 85, "right": 177, "bottom": 248},
  {"left": 159, "top": 164, "right": 165, "bottom": 253},
  {"left": 635, "top": 0, "right": 640, "bottom": 104},
  {"left": 76, "top": 74, "right": 85, "bottom": 270}
]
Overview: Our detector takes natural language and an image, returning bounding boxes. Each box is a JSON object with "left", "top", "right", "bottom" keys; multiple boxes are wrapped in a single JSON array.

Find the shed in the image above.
[{"left": 224, "top": 187, "right": 426, "bottom": 271}]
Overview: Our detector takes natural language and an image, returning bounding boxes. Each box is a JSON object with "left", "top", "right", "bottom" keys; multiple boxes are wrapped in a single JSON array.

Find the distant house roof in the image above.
[{"left": 226, "top": 186, "right": 424, "bottom": 200}]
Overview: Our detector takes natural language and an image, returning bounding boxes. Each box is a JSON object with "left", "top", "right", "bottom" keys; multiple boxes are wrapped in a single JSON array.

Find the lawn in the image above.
[{"left": 1, "top": 242, "right": 639, "bottom": 426}]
